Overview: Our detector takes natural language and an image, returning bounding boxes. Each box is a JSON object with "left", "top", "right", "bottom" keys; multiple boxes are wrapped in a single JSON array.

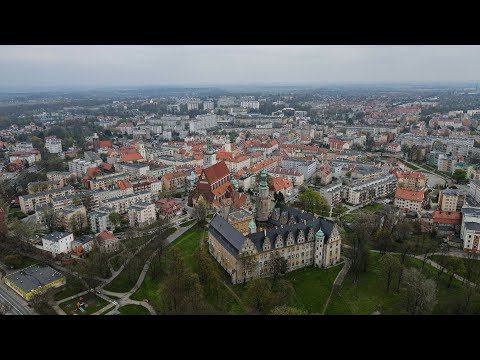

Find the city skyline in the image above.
[{"left": 2, "top": 45, "right": 480, "bottom": 89}]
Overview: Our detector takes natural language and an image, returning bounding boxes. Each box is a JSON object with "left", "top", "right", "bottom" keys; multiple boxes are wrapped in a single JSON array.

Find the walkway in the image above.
[{"left": 322, "top": 258, "right": 350, "bottom": 315}]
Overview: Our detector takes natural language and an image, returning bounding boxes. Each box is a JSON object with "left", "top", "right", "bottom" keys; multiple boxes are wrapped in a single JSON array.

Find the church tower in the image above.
[
  {"left": 314, "top": 228, "right": 325, "bottom": 268},
  {"left": 256, "top": 168, "right": 272, "bottom": 222},
  {"left": 225, "top": 133, "right": 231, "bottom": 153},
  {"left": 203, "top": 138, "right": 216, "bottom": 168}
]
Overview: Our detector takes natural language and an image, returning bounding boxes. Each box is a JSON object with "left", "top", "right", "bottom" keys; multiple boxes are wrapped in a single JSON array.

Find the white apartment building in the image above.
[
  {"left": 68, "top": 159, "right": 98, "bottom": 178},
  {"left": 319, "top": 183, "right": 344, "bottom": 207},
  {"left": 469, "top": 180, "right": 480, "bottom": 204},
  {"left": 240, "top": 100, "right": 260, "bottom": 110},
  {"left": 345, "top": 175, "right": 397, "bottom": 206},
  {"left": 86, "top": 172, "right": 130, "bottom": 190},
  {"left": 100, "top": 191, "right": 152, "bottom": 214},
  {"left": 128, "top": 202, "right": 156, "bottom": 227},
  {"left": 45, "top": 136, "right": 62, "bottom": 154},
  {"left": 203, "top": 101, "right": 215, "bottom": 110},
  {"left": 40, "top": 232, "right": 74, "bottom": 257},
  {"left": 114, "top": 163, "right": 150, "bottom": 177},
  {"left": 268, "top": 167, "right": 305, "bottom": 186},
  {"left": 461, "top": 207, "right": 480, "bottom": 252},
  {"left": 89, "top": 206, "right": 116, "bottom": 233}
]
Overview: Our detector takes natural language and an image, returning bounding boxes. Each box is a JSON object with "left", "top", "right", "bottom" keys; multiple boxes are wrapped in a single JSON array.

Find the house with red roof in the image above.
[
  {"left": 329, "top": 138, "right": 350, "bottom": 151},
  {"left": 95, "top": 230, "right": 120, "bottom": 253}
]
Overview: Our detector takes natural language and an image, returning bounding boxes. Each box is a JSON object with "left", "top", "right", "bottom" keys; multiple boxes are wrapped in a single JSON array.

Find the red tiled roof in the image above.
[
  {"left": 98, "top": 140, "right": 112, "bottom": 148},
  {"left": 395, "top": 188, "right": 425, "bottom": 202},
  {"left": 96, "top": 230, "right": 116, "bottom": 242},
  {"left": 203, "top": 161, "right": 230, "bottom": 184},
  {"left": 272, "top": 177, "right": 292, "bottom": 192},
  {"left": 120, "top": 151, "right": 143, "bottom": 162}
]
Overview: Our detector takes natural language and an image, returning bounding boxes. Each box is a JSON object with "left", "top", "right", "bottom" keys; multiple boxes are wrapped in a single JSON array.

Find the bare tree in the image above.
[
  {"left": 270, "top": 251, "right": 288, "bottom": 283},
  {"left": 0, "top": 301, "right": 12, "bottom": 315},
  {"left": 379, "top": 254, "right": 401, "bottom": 293},
  {"left": 402, "top": 267, "right": 437, "bottom": 315},
  {"left": 38, "top": 205, "right": 56, "bottom": 233}
]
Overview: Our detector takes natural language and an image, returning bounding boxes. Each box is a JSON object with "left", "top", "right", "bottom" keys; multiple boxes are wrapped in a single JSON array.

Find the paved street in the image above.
[{"left": 0, "top": 282, "right": 34, "bottom": 315}]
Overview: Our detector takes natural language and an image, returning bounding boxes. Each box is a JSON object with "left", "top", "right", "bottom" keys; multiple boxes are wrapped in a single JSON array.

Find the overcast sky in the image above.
[{"left": 1, "top": 45, "right": 480, "bottom": 89}]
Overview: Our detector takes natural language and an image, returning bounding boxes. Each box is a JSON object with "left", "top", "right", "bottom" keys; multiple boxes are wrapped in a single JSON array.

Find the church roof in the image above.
[{"left": 203, "top": 161, "right": 230, "bottom": 184}]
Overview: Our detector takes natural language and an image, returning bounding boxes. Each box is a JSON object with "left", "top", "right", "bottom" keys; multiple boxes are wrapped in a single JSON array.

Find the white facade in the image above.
[
  {"left": 69, "top": 159, "right": 98, "bottom": 178},
  {"left": 128, "top": 202, "right": 156, "bottom": 227},
  {"left": 41, "top": 232, "right": 74, "bottom": 257},
  {"left": 240, "top": 100, "right": 260, "bottom": 110},
  {"left": 45, "top": 136, "right": 62, "bottom": 153}
]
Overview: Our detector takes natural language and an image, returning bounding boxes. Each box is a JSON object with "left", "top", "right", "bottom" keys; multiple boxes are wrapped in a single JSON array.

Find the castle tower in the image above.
[
  {"left": 203, "top": 138, "right": 217, "bottom": 168},
  {"left": 225, "top": 133, "right": 231, "bottom": 153},
  {"left": 248, "top": 219, "right": 257, "bottom": 234},
  {"left": 314, "top": 228, "right": 325, "bottom": 268},
  {"left": 256, "top": 168, "right": 272, "bottom": 222},
  {"left": 136, "top": 142, "right": 146, "bottom": 159}
]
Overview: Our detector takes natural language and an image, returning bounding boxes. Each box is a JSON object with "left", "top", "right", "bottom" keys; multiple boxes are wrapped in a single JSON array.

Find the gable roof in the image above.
[
  {"left": 203, "top": 161, "right": 230, "bottom": 184},
  {"left": 395, "top": 187, "right": 425, "bottom": 202}
]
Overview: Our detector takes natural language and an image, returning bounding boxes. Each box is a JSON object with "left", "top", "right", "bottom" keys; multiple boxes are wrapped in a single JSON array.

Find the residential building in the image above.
[
  {"left": 208, "top": 203, "right": 342, "bottom": 284},
  {"left": 469, "top": 180, "right": 480, "bottom": 204},
  {"left": 281, "top": 158, "right": 317, "bottom": 181},
  {"left": 156, "top": 198, "right": 183, "bottom": 220},
  {"left": 319, "top": 183, "right": 344, "bottom": 207},
  {"left": 68, "top": 159, "right": 98, "bottom": 178},
  {"left": 345, "top": 175, "right": 397, "bottom": 206},
  {"left": 45, "top": 136, "right": 62, "bottom": 153},
  {"left": 385, "top": 143, "right": 401, "bottom": 153},
  {"left": 162, "top": 171, "right": 187, "bottom": 191},
  {"left": 438, "top": 188, "right": 466, "bottom": 212},
  {"left": 54, "top": 205, "right": 88, "bottom": 233},
  {"left": 89, "top": 206, "right": 116, "bottom": 233},
  {"left": 393, "top": 170, "right": 427, "bottom": 189},
  {"left": 461, "top": 207, "right": 480, "bottom": 252},
  {"left": 100, "top": 191, "right": 152, "bottom": 214},
  {"left": 40, "top": 232, "right": 74, "bottom": 257},
  {"left": 268, "top": 167, "right": 304, "bottom": 186},
  {"left": 394, "top": 188, "right": 425, "bottom": 213},
  {"left": 95, "top": 230, "right": 120, "bottom": 253},
  {"left": 240, "top": 100, "right": 260, "bottom": 110},
  {"left": 128, "top": 202, "right": 156, "bottom": 227},
  {"left": 85, "top": 172, "right": 130, "bottom": 190},
  {"left": 3, "top": 264, "right": 65, "bottom": 301},
  {"left": 19, "top": 186, "right": 75, "bottom": 214}
]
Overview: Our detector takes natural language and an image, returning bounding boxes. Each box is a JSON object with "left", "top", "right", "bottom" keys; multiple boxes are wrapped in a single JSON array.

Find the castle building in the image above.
[{"left": 208, "top": 203, "right": 342, "bottom": 284}]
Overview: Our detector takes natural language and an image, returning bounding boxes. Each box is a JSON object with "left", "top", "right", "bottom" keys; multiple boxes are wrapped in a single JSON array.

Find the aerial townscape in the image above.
[{"left": 2, "top": 45, "right": 480, "bottom": 316}]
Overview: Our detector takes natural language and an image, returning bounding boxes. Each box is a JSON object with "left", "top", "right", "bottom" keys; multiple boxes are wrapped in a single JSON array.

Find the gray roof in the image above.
[
  {"left": 464, "top": 222, "right": 480, "bottom": 231},
  {"left": 209, "top": 204, "right": 336, "bottom": 258},
  {"left": 462, "top": 206, "right": 480, "bottom": 217},
  {"left": 42, "top": 231, "right": 72, "bottom": 242},
  {"left": 20, "top": 185, "right": 75, "bottom": 200},
  {"left": 209, "top": 214, "right": 247, "bottom": 257},
  {"left": 73, "top": 235, "right": 94, "bottom": 245},
  {"left": 4, "top": 264, "right": 64, "bottom": 294}
]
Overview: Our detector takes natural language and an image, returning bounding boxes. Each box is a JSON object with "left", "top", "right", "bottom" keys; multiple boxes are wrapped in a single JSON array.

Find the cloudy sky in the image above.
[{"left": 1, "top": 45, "right": 480, "bottom": 89}]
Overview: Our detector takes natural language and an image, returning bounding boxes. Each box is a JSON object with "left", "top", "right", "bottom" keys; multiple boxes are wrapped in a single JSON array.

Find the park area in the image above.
[
  {"left": 325, "top": 252, "right": 480, "bottom": 314},
  {"left": 118, "top": 304, "right": 150, "bottom": 315},
  {"left": 59, "top": 294, "right": 109, "bottom": 315}
]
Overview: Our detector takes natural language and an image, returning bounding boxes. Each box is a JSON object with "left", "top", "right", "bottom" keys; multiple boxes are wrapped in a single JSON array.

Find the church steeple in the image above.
[
  {"left": 225, "top": 133, "right": 231, "bottom": 153},
  {"left": 256, "top": 168, "right": 272, "bottom": 222},
  {"left": 203, "top": 138, "right": 216, "bottom": 167}
]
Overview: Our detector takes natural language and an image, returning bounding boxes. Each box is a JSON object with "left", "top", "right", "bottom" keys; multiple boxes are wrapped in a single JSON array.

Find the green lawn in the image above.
[
  {"left": 429, "top": 255, "right": 480, "bottom": 279},
  {"left": 118, "top": 304, "right": 150, "bottom": 315},
  {"left": 326, "top": 252, "right": 480, "bottom": 315},
  {"left": 54, "top": 275, "right": 86, "bottom": 301},
  {"left": 132, "top": 225, "right": 246, "bottom": 314},
  {"left": 286, "top": 264, "right": 344, "bottom": 314},
  {"left": 170, "top": 226, "right": 206, "bottom": 271},
  {"left": 34, "top": 302, "right": 58, "bottom": 315},
  {"left": 180, "top": 220, "right": 195, "bottom": 227},
  {"left": 2, "top": 255, "right": 38, "bottom": 271},
  {"left": 7, "top": 207, "right": 27, "bottom": 221},
  {"left": 59, "top": 294, "right": 109, "bottom": 315}
]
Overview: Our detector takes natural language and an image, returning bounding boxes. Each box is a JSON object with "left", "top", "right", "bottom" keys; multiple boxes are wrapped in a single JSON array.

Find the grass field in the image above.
[
  {"left": 286, "top": 264, "right": 343, "bottom": 314},
  {"left": 326, "top": 252, "right": 480, "bottom": 315},
  {"left": 54, "top": 275, "right": 86, "bottom": 301},
  {"left": 118, "top": 304, "right": 150, "bottom": 315},
  {"left": 59, "top": 294, "right": 109, "bottom": 315},
  {"left": 429, "top": 255, "right": 480, "bottom": 278}
]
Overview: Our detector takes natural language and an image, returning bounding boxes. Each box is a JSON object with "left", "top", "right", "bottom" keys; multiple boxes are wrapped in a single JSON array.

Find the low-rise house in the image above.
[
  {"left": 95, "top": 230, "right": 120, "bottom": 253},
  {"left": 40, "top": 231, "right": 74, "bottom": 257},
  {"left": 156, "top": 198, "right": 183, "bottom": 220},
  {"left": 4, "top": 264, "right": 65, "bottom": 301}
]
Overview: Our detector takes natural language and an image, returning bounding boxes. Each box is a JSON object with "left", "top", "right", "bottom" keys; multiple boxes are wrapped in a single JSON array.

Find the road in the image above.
[{"left": 0, "top": 282, "right": 34, "bottom": 315}]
